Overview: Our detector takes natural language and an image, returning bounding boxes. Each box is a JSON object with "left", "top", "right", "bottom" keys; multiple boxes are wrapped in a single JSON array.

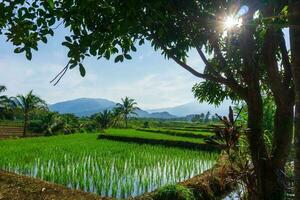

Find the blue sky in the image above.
[
  {"left": 0, "top": 26, "right": 289, "bottom": 110},
  {"left": 0, "top": 27, "right": 210, "bottom": 109}
]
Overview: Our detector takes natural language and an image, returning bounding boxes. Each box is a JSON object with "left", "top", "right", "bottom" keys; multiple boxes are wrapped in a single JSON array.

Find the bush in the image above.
[
  {"left": 80, "top": 121, "right": 99, "bottom": 133},
  {"left": 154, "top": 184, "right": 195, "bottom": 200},
  {"left": 143, "top": 121, "right": 149, "bottom": 128},
  {"left": 28, "top": 120, "right": 44, "bottom": 133}
]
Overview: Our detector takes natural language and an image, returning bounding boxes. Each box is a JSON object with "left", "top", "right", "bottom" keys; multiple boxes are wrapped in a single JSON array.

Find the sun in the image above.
[{"left": 223, "top": 16, "right": 243, "bottom": 30}]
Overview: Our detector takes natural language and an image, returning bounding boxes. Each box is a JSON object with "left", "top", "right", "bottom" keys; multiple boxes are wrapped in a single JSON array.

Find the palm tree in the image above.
[
  {"left": 0, "top": 85, "right": 7, "bottom": 105},
  {"left": 0, "top": 85, "right": 7, "bottom": 118},
  {"left": 95, "top": 110, "right": 113, "bottom": 130},
  {"left": 14, "top": 90, "right": 47, "bottom": 137},
  {"left": 111, "top": 107, "right": 123, "bottom": 127},
  {"left": 116, "top": 97, "right": 139, "bottom": 128}
]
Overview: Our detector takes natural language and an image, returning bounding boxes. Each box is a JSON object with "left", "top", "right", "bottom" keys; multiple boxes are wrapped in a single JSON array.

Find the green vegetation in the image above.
[
  {"left": 116, "top": 97, "right": 139, "bottom": 128},
  {"left": 154, "top": 184, "right": 195, "bottom": 200},
  {"left": 0, "top": 134, "right": 218, "bottom": 198},
  {"left": 105, "top": 129, "right": 205, "bottom": 144},
  {"left": 13, "top": 90, "right": 47, "bottom": 137},
  {"left": 2, "top": 1, "right": 300, "bottom": 198},
  {"left": 136, "top": 128, "right": 214, "bottom": 138}
]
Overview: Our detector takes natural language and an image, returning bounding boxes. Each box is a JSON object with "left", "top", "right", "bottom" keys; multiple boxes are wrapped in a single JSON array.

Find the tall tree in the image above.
[
  {"left": 0, "top": 85, "right": 7, "bottom": 106},
  {"left": 289, "top": 0, "right": 300, "bottom": 198},
  {"left": 95, "top": 110, "right": 113, "bottom": 130},
  {"left": 0, "top": 1, "right": 295, "bottom": 198},
  {"left": 14, "top": 90, "right": 47, "bottom": 137},
  {"left": 116, "top": 97, "right": 139, "bottom": 128}
]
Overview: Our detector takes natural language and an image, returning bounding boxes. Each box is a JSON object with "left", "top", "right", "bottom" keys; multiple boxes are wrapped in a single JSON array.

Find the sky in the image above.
[
  {"left": 0, "top": 24, "right": 289, "bottom": 110},
  {"left": 0, "top": 27, "right": 209, "bottom": 110}
]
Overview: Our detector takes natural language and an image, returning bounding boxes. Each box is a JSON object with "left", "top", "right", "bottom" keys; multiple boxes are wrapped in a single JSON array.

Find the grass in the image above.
[
  {"left": 0, "top": 133, "right": 218, "bottom": 198},
  {"left": 105, "top": 128, "right": 206, "bottom": 144},
  {"left": 136, "top": 128, "right": 214, "bottom": 138}
]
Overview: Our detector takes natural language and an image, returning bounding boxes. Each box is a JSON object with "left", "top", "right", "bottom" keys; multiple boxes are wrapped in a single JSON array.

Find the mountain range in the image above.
[{"left": 49, "top": 98, "right": 230, "bottom": 119}]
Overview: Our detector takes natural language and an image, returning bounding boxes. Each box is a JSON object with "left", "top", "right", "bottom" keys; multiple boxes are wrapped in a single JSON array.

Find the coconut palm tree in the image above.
[
  {"left": 0, "top": 85, "right": 18, "bottom": 119},
  {"left": 116, "top": 97, "right": 139, "bottom": 128},
  {"left": 0, "top": 85, "right": 7, "bottom": 105},
  {"left": 14, "top": 90, "right": 47, "bottom": 137},
  {"left": 95, "top": 110, "right": 113, "bottom": 130}
]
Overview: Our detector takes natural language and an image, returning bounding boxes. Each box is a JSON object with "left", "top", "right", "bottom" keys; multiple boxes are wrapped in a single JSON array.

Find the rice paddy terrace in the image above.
[{"left": 0, "top": 126, "right": 220, "bottom": 199}]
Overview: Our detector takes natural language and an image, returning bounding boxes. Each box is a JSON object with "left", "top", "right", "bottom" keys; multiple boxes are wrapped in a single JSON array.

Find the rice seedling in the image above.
[{"left": 0, "top": 133, "right": 218, "bottom": 198}]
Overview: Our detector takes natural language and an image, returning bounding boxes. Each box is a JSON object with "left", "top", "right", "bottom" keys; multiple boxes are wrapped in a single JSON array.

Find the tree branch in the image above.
[
  {"left": 263, "top": 28, "right": 290, "bottom": 107},
  {"left": 195, "top": 46, "right": 247, "bottom": 98},
  {"left": 151, "top": 34, "right": 247, "bottom": 99},
  {"left": 278, "top": 29, "right": 293, "bottom": 88}
]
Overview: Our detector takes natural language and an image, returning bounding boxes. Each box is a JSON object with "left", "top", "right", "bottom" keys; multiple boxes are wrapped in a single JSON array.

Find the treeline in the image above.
[{"left": 0, "top": 87, "right": 140, "bottom": 136}]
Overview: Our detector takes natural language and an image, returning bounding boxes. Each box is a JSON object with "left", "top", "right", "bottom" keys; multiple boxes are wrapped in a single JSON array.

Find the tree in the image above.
[
  {"left": 0, "top": 85, "right": 7, "bottom": 108},
  {"left": 289, "top": 0, "right": 300, "bottom": 198},
  {"left": 0, "top": 1, "right": 295, "bottom": 198},
  {"left": 0, "top": 85, "right": 18, "bottom": 120},
  {"left": 95, "top": 110, "right": 113, "bottom": 130},
  {"left": 14, "top": 90, "right": 47, "bottom": 137},
  {"left": 204, "top": 111, "right": 210, "bottom": 123},
  {"left": 116, "top": 97, "right": 139, "bottom": 128}
]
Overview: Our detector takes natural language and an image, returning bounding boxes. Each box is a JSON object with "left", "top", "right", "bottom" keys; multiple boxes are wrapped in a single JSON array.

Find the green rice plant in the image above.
[
  {"left": 0, "top": 133, "right": 218, "bottom": 198},
  {"left": 154, "top": 184, "right": 195, "bottom": 200}
]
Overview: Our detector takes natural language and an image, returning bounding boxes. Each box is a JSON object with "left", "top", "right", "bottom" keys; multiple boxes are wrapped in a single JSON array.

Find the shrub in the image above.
[
  {"left": 143, "top": 121, "right": 149, "bottom": 128},
  {"left": 80, "top": 121, "right": 99, "bottom": 133},
  {"left": 28, "top": 120, "right": 44, "bottom": 133},
  {"left": 154, "top": 184, "right": 195, "bottom": 200}
]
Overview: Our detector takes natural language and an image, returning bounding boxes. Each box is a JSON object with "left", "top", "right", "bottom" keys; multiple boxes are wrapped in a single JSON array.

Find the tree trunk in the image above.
[
  {"left": 290, "top": 0, "right": 300, "bottom": 198},
  {"left": 246, "top": 90, "right": 269, "bottom": 200},
  {"left": 23, "top": 110, "right": 28, "bottom": 137},
  {"left": 269, "top": 107, "right": 293, "bottom": 200},
  {"left": 125, "top": 115, "right": 128, "bottom": 128}
]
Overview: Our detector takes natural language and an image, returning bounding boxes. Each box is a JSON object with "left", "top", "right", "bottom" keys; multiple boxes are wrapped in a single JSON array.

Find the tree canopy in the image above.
[{"left": 0, "top": 1, "right": 296, "bottom": 199}]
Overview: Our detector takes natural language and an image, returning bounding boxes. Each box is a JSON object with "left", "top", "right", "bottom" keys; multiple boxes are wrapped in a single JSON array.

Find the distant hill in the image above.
[
  {"left": 148, "top": 101, "right": 230, "bottom": 117},
  {"left": 50, "top": 98, "right": 230, "bottom": 119},
  {"left": 49, "top": 98, "right": 178, "bottom": 119},
  {"left": 49, "top": 98, "right": 116, "bottom": 117}
]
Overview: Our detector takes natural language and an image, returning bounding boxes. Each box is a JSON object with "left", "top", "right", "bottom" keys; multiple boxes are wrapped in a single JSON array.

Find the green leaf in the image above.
[
  {"left": 124, "top": 54, "right": 132, "bottom": 60},
  {"left": 65, "top": 36, "right": 72, "bottom": 43},
  {"left": 79, "top": 64, "right": 86, "bottom": 77},
  {"left": 115, "top": 55, "right": 124, "bottom": 63},
  {"left": 14, "top": 47, "right": 24, "bottom": 53},
  {"left": 131, "top": 45, "right": 137, "bottom": 52},
  {"left": 48, "top": 0, "right": 54, "bottom": 9},
  {"left": 139, "top": 39, "right": 145, "bottom": 46},
  {"left": 26, "top": 51, "right": 32, "bottom": 60}
]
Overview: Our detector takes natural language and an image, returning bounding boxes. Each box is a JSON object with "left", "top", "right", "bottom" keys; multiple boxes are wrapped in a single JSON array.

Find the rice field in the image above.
[
  {"left": 105, "top": 128, "right": 205, "bottom": 144},
  {"left": 0, "top": 132, "right": 218, "bottom": 198}
]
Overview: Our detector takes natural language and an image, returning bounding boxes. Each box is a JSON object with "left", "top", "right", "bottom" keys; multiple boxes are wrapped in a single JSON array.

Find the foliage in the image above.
[
  {"left": 27, "top": 120, "right": 44, "bottom": 133},
  {"left": 105, "top": 128, "right": 205, "bottom": 144},
  {"left": 12, "top": 90, "right": 47, "bottom": 136},
  {"left": 143, "top": 121, "right": 149, "bottom": 128},
  {"left": 206, "top": 107, "right": 241, "bottom": 152},
  {"left": 116, "top": 97, "right": 139, "bottom": 128},
  {"left": 58, "top": 113, "right": 79, "bottom": 134},
  {"left": 14, "top": 90, "right": 47, "bottom": 113},
  {"left": 0, "top": 85, "right": 18, "bottom": 120},
  {"left": 79, "top": 120, "right": 99, "bottom": 133},
  {"left": 234, "top": 96, "right": 276, "bottom": 153},
  {"left": 192, "top": 81, "right": 240, "bottom": 106},
  {"left": 94, "top": 110, "right": 113, "bottom": 130},
  {"left": 0, "top": 133, "right": 217, "bottom": 199},
  {"left": 154, "top": 184, "right": 195, "bottom": 200}
]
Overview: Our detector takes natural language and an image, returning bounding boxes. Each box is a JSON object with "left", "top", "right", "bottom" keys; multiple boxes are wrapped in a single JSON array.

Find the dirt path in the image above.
[{"left": 0, "top": 171, "right": 112, "bottom": 200}]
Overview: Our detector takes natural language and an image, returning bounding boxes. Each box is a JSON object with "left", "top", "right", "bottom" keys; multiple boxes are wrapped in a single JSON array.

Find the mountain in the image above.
[
  {"left": 147, "top": 112, "right": 177, "bottom": 119},
  {"left": 49, "top": 98, "right": 178, "bottom": 119},
  {"left": 50, "top": 98, "right": 230, "bottom": 119},
  {"left": 148, "top": 101, "right": 231, "bottom": 117},
  {"left": 49, "top": 98, "right": 116, "bottom": 117}
]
